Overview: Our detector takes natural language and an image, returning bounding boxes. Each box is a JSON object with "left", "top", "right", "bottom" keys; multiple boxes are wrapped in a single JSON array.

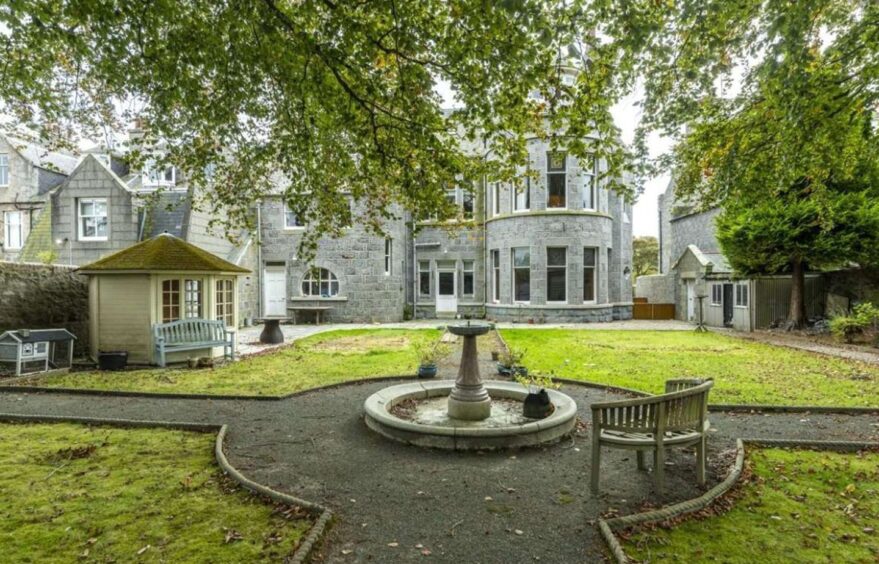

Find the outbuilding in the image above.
[{"left": 77, "top": 233, "right": 250, "bottom": 364}]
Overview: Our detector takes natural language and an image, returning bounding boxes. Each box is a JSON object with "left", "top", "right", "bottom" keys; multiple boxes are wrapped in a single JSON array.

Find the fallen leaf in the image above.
[
  {"left": 136, "top": 545, "right": 150, "bottom": 555},
  {"left": 388, "top": 542, "right": 399, "bottom": 547}
]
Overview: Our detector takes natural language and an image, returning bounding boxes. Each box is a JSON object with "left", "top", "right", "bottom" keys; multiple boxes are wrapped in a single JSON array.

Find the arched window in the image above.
[{"left": 301, "top": 268, "right": 339, "bottom": 297}]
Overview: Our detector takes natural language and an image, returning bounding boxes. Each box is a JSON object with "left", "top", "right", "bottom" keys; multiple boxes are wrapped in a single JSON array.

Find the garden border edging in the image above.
[
  {"left": 597, "top": 438, "right": 879, "bottom": 564},
  {"left": 0, "top": 413, "right": 333, "bottom": 564}
]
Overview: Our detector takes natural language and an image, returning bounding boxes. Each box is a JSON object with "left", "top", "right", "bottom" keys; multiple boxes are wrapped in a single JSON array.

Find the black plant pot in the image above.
[
  {"left": 523, "top": 389, "right": 552, "bottom": 419},
  {"left": 98, "top": 351, "right": 128, "bottom": 371}
]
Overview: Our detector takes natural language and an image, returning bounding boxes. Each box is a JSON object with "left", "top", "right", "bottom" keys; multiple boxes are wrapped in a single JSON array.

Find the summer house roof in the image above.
[{"left": 77, "top": 233, "right": 250, "bottom": 274}]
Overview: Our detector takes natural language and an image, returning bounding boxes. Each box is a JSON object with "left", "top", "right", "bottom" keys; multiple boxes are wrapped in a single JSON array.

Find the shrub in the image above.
[{"left": 830, "top": 303, "right": 879, "bottom": 344}]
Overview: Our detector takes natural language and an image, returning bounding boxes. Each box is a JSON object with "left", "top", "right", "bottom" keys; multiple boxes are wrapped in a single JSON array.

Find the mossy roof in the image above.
[{"left": 77, "top": 234, "right": 250, "bottom": 274}]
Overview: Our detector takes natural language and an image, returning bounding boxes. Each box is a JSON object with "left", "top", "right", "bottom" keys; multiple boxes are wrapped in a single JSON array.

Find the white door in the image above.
[
  {"left": 686, "top": 280, "right": 696, "bottom": 321},
  {"left": 436, "top": 268, "right": 457, "bottom": 314},
  {"left": 264, "top": 266, "right": 287, "bottom": 317}
]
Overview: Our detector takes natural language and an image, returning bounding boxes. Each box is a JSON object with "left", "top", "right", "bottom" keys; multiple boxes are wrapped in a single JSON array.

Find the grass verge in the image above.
[
  {"left": 0, "top": 422, "right": 312, "bottom": 562},
  {"left": 623, "top": 448, "right": 879, "bottom": 563},
  {"left": 28, "top": 329, "right": 441, "bottom": 396},
  {"left": 501, "top": 329, "right": 879, "bottom": 407}
]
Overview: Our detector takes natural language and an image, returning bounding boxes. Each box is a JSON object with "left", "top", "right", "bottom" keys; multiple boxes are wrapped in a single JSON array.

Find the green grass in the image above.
[
  {"left": 624, "top": 448, "right": 879, "bottom": 563},
  {"left": 0, "top": 423, "right": 312, "bottom": 562},
  {"left": 501, "top": 330, "right": 879, "bottom": 407},
  {"left": 35, "top": 329, "right": 441, "bottom": 396}
]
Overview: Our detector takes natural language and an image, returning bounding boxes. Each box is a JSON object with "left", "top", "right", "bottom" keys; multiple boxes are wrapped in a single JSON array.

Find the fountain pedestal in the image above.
[{"left": 446, "top": 323, "right": 492, "bottom": 421}]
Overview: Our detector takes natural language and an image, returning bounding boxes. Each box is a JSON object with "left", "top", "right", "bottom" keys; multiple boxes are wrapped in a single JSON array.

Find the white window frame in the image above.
[
  {"left": 512, "top": 247, "right": 531, "bottom": 304},
  {"left": 0, "top": 154, "right": 9, "bottom": 187},
  {"left": 418, "top": 260, "right": 431, "bottom": 297},
  {"left": 711, "top": 283, "right": 723, "bottom": 306},
  {"left": 161, "top": 279, "right": 181, "bottom": 322},
  {"left": 547, "top": 152, "right": 567, "bottom": 209},
  {"left": 183, "top": 279, "right": 204, "bottom": 318},
  {"left": 491, "top": 183, "right": 502, "bottom": 217},
  {"left": 546, "top": 246, "right": 567, "bottom": 304},
  {"left": 462, "top": 260, "right": 475, "bottom": 297},
  {"left": 735, "top": 282, "right": 749, "bottom": 308},
  {"left": 582, "top": 154, "right": 597, "bottom": 211},
  {"left": 461, "top": 188, "right": 474, "bottom": 220},
  {"left": 583, "top": 247, "right": 597, "bottom": 304},
  {"left": 301, "top": 268, "right": 340, "bottom": 297},
  {"left": 513, "top": 177, "right": 530, "bottom": 213},
  {"left": 4, "top": 210, "right": 23, "bottom": 250},
  {"left": 77, "top": 198, "right": 108, "bottom": 241},
  {"left": 384, "top": 237, "right": 392, "bottom": 275},
  {"left": 283, "top": 203, "right": 305, "bottom": 230},
  {"left": 215, "top": 278, "right": 235, "bottom": 327},
  {"left": 491, "top": 250, "right": 500, "bottom": 303}
]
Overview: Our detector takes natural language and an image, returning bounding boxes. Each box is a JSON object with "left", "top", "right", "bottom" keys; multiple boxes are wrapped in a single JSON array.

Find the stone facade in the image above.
[{"left": 0, "top": 261, "right": 89, "bottom": 355}]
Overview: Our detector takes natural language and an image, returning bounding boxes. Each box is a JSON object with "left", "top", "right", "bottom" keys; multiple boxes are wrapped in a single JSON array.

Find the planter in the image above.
[
  {"left": 418, "top": 363, "right": 438, "bottom": 379},
  {"left": 496, "top": 364, "right": 528, "bottom": 378},
  {"left": 98, "top": 351, "right": 128, "bottom": 371},
  {"left": 523, "top": 388, "right": 552, "bottom": 419}
]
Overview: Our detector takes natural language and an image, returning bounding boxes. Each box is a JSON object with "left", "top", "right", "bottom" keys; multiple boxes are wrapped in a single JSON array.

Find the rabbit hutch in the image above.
[{"left": 0, "top": 329, "right": 76, "bottom": 377}]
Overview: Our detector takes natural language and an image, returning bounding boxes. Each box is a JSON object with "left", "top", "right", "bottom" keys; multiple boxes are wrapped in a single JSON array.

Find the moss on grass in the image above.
[
  {"left": 624, "top": 448, "right": 879, "bottom": 563},
  {"left": 0, "top": 423, "right": 312, "bottom": 562},
  {"left": 501, "top": 330, "right": 879, "bottom": 407},
  {"left": 34, "top": 329, "right": 441, "bottom": 396}
]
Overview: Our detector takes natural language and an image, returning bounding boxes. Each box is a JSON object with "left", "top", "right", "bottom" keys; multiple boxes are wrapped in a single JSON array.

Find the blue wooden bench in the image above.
[{"left": 152, "top": 319, "right": 235, "bottom": 367}]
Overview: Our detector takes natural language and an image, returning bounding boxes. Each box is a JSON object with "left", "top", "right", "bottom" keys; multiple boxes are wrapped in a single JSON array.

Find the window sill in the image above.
[
  {"left": 290, "top": 296, "right": 348, "bottom": 302},
  {"left": 283, "top": 227, "right": 306, "bottom": 231},
  {"left": 79, "top": 238, "right": 109, "bottom": 242}
]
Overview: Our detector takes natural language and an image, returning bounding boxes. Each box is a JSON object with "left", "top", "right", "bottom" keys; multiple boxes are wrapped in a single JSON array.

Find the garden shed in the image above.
[{"left": 77, "top": 233, "right": 250, "bottom": 365}]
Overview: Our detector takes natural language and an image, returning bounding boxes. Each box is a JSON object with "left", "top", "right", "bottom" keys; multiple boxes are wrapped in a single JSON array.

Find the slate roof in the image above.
[
  {"left": 77, "top": 233, "right": 250, "bottom": 274},
  {"left": 3, "top": 134, "right": 79, "bottom": 175},
  {"left": 671, "top": 244, "right": 733, "bottom": 274},
  {"left": 146, "top": 191, "right": 190, "bottom": 238},
  {"left": 0, "top": 329, "right": 76, "bottom": 344}
]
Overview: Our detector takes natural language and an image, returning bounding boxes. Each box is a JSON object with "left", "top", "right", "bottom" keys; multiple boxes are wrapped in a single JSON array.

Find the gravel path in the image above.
[{"left": 1, "top": 376, "right": 876, "bottom": 563}]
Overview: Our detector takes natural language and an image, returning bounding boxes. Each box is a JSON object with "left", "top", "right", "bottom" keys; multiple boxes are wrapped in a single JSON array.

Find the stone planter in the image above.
[
  {"left": 523, "top": 389, "right": 552, "bottom": 419},
  {"left": 418, "top": 363, "right": 438, "bottom": 379}
]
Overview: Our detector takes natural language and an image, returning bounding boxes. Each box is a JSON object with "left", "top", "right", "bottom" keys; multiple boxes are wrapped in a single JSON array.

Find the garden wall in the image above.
[{"left": 0, "top": 261, "right": 89, "bottom": 355}]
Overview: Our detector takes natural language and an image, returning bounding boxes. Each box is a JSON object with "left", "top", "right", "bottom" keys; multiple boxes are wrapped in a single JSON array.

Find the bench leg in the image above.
[
  {"left": 654, "top": 445, "right": 666, "bottom": 492},
  {"left": 696, "top": 436, "right": 707, "bottom": 486},
  {"left": 637, "top": 450, "right": 647, "bottom": 471},
  {"left": 590, "top": 433, "right": 601, "bottom": 494},
  {"left": 157, "top": 345, "right": 166, "bottom": 368}
]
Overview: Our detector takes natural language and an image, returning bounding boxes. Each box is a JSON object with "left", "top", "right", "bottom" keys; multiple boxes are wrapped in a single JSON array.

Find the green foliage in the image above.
[
  {"left": 37, "top": 329, "right": 441, "bottom": 395},
  {"left": 625, "top": 448, "right": 879, "bottom": 563},
  {"left": 514, "top": 370, "right": 559, "bottom": 393},
  {"left": 498, "top": 346, "right": 527, "bottom": 369},
  {"left": 830, "top": 303, "right": 879, "bottom": 344},
  {"left": 0, "top": 0, "right": 640, "bottom": 255},
  {"left": 36, "top": 249, "right": 58, "bottom": 265},
  {"left": 501, "top": 329, "right": 879, "bottom": 407},
  {"left": 632, "top": 236, "right": 659, "bottom": 280},
  {"left": 0, "top": 423, "right": 311, "bottom": 562},
  {"left": 414, "top": 338, "right": 452, "bottom": 366}
]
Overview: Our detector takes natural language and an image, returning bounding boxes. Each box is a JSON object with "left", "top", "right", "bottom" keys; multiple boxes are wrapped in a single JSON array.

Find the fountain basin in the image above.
[
  {"left": 363, "top": 380, "right": 577, "bottom": 450},
  {"left": 447, "top": 322, "right": 492, "bottom": 337}
]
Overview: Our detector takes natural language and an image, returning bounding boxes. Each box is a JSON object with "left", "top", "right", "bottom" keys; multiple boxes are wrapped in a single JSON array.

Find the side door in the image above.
[
  {"left": 263, "top": 264, "right": 287, "bottom": 317},
  {"left": 435, "top": 263, "right": 458, "bottom": 314}
]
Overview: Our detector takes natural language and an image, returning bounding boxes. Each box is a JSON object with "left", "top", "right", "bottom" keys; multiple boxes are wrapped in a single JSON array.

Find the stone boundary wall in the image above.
[
  {"left": 634, "top": 273, "right": 674, "bottom": 304},
  {"left": 0, "top": 261, "right": 89, "bottom": 355}
]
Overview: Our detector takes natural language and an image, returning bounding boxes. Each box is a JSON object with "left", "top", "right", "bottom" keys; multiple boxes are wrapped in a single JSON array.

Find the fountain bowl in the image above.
[
  {"left": 447, "top": 322, "right": 492, "bottom": 337},
  {"left": 363, "top": 380, "right": 577, "bottom": 450}
]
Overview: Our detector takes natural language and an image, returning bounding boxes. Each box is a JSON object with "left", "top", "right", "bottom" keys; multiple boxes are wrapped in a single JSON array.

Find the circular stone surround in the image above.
[{"left": 363, "top": 380, "right": 578, "bottom": 450}]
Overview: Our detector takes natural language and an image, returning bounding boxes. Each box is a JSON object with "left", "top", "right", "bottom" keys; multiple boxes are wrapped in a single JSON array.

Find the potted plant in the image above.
[
  {"left": 496, "top": 347, "right": 527, "bottom": 378},
  {"left": 515, "top": 372, "right": 559, "bottom": 419},
  {"left": 415, "top": 341, "right": 450, "bottom": 378}
]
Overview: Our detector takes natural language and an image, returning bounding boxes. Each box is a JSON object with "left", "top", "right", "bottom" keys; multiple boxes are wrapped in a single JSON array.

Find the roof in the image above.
[
  {"left": 671, "top": 244, "right": 733, "bottom": 274},
  {"left": 3, "top": 134, "right": 79, "bottom": 175},
  {"left": 77, "top": 233, "right": 250, "bottom": 274},
  {"left": 0, "top": 329, "right": 76, "bottom": 344},
  {"left": 146, "top": 191, "right": 190, "bottom": 238}
]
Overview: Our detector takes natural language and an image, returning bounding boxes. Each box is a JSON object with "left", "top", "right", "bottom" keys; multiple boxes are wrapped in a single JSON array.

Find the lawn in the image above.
[
  {"left": 501, "top": 330, "right": 879, "bottom": 407},
  {"left": 32, "top": 329, "right": 442, "bottom": 396},
  {"left": 0, "top": 422, "right": 312, "bottom": 562},
  {"left": 624, "top": 448, "right": 879, "bottom": 563}
]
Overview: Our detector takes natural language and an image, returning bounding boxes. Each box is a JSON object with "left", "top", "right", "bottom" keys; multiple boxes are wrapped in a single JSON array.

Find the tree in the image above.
[
  {"left": 0, "top": 0, "right": 641, "bottom": 253},
  {"left": 632, "top": 236, "right": 658, "bottom": 281}
]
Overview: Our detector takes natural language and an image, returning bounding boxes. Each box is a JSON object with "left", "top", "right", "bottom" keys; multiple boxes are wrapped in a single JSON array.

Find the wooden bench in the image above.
[
  {"left": 287, "top": 306, "right": 333, "bottom": 325},
  {"left": 153, "top": 319, "right": 236, "bottom": 367},
  {"left": 591, "top": 379, "right": 713, "bottom": 493}
]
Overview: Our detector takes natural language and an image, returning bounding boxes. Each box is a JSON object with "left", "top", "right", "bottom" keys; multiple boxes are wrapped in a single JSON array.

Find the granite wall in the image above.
[{"left": 0, "top": 261, "right": 89, "bottom": 355}]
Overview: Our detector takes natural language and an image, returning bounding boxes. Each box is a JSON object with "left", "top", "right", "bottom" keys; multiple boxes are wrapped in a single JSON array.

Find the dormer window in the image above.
[
  {"left": 145, "top": 160, "right": 176, "bottom": 186},
  {"left": 78, "top": 198, "right": 108, "bottom": 241}
]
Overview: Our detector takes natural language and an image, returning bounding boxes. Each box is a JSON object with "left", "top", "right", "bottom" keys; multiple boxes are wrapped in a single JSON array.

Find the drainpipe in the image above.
[
  {"left": 256, "top": 203, "right": 263, "bottom": 318},
  {"left": 412, "top": 225, "right": 417, "bottom": 320}
]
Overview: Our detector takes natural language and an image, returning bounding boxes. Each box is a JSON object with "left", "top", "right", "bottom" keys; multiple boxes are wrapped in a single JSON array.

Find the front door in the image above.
[
  {"left": 722, "top": 283, "right": 734, "bottom": 326},
  {"left": 436, "top": 267, "right": 457, "bottom": 314},
  {"left": 264, "top": 265, "right": 287, "bottom": 317},
  {"left": 686, "top": 280, "right": 696, "bottom": 321}
]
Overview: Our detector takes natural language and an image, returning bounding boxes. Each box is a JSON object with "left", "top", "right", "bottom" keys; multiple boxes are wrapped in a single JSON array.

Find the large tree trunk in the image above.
[{"left": 785, "top": 258, "right": 808, "bottom": 330}]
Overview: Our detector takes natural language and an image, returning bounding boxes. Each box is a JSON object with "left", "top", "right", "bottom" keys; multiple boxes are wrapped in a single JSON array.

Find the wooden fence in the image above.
[{"left": 632, "top": 301, "right": 676, "bottom": 320}]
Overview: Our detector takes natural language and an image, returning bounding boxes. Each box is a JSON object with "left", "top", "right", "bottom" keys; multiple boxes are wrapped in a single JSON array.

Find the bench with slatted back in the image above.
[
  {"left": 590, "top": 378, "right": 713, "bottom": 493},
  {"left": 152, "top": 319, "right": 236, "bottom": 368}
]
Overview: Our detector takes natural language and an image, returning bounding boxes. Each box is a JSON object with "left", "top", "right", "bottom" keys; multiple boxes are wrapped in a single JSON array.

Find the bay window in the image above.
[
  {"left": 512, "top": 247, "right": 531, "bottom": 303},
  {"left": 546, "top": 247, "right": 567, "bottom": 303},
  {"left": 514, "top": 177, "right": 530, "bottom": 212},
  {"left": 583, "top": 247, "right": 597, "bottom": 303},
  {"left": 582, "top": 155, "right": 597, "bottom": 211},
  {"left": 491, "top": 250, "right": 500, "bottom": 303},
  {"left": 547, "top": 152, "right": 566, "bottom": 208}
]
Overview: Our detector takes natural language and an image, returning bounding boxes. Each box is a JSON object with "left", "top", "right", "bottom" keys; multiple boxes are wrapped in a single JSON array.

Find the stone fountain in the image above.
[{"left": 363, "top": 323, "right": 578, "bottom": 450}]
